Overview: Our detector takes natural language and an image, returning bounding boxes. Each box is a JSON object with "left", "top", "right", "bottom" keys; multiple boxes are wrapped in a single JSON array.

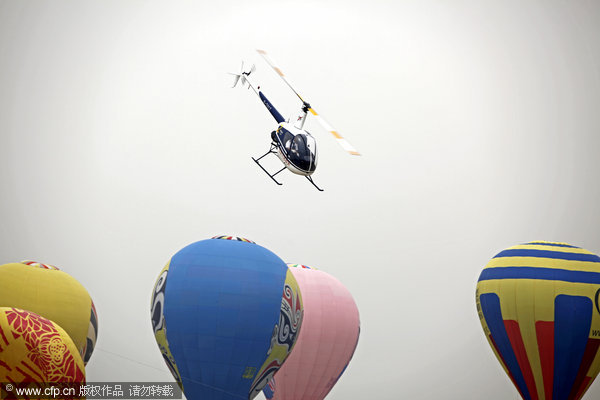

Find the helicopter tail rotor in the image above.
[
  {"left": 230, "top": 73, "right": 241, "bottom": 88},
  {"left": 229, "top": 61, "right": 256, "bottom": 88}
]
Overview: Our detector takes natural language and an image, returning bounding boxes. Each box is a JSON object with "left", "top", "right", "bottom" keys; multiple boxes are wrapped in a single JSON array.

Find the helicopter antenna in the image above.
[{"left": 256, "top": 49, "right": 361, "bottom": 156}]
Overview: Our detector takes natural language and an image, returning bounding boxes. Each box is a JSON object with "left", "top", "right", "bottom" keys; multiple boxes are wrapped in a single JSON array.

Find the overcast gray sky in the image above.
[{"left": 1, "top": 1, "right": 600, "bottom": 399}]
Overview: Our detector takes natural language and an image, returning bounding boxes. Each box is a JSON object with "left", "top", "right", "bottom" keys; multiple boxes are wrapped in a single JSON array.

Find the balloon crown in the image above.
[
  {"left": 211, "top": 235, "right": 256, "bottom": 244},
  {"left": 287, "top": 263, "right": 317, "bottom": 270},
  {"left": 20, "top": 260, "right": 60, "bottom": 270}
]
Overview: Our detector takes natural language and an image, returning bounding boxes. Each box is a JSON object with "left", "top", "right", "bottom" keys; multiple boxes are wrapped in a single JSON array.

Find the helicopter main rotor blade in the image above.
[
  {"left": 256, "top": 49, "right": 306, "bottom": 103},
  {"left": 257, "top": 49, "right": 361, "bottom": 156},
  {"left": 308, "top": 108, "right": 361, "bottom": 156}
]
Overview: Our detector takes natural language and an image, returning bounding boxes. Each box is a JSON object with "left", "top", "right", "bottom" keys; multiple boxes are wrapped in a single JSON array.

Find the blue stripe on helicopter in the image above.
[{"left": 259, "top": 92, "right": 285, "bottom": 124}]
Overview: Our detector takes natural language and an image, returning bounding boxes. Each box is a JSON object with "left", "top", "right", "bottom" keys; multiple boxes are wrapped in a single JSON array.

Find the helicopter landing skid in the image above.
[
  {"left": 252, "top": 143, "right": 324, "bottom": 191},
  {"left": 252, "top": 145, "right": 284, "bottom": 185},
  {"left": 252, "top": 157, "right": 284, "bottom": 185},
  {"left": 305, "top": 176, "right": 324, "bottom": 191}
]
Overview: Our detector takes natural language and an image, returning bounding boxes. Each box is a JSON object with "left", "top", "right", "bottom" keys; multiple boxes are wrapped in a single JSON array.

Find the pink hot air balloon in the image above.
[{"left": 264, "top": 264, "right": 360, "bottom": 400}]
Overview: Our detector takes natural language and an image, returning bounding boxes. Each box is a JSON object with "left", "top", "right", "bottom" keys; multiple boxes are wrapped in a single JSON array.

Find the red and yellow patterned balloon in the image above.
[{"left": 0, "top": 307, "right": 86, "bottom": 382}]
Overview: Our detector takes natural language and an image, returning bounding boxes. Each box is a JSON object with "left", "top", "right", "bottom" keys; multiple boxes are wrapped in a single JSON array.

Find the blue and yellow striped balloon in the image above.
[{"left": 476, "top": 241, "right": 600, "bottom": 400}]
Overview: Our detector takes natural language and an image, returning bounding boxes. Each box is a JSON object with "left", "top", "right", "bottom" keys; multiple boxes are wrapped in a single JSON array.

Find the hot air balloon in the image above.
[
  {"left": 150, "top": 236, "right": 303, "bottom": 400},
  {"left": 0, "top": 261, "right": 98, "bottom": 365},
  {"left": 476, "top": 241, "right": 600, "bottom": 400},
  {"left": 264, "top": 264, "right": 360, "bottom": 400},
  {"left": 0, "top": 307, "right": 86, "bottom": 383}
]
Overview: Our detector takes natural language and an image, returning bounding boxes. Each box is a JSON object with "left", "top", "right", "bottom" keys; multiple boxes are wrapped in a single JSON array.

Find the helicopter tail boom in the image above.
[
  {"left": 259, "top": 92, "right": 285, "bottom": 124},
  {"left": 230, "top": 61, "right": 285, "bottom": 124}
]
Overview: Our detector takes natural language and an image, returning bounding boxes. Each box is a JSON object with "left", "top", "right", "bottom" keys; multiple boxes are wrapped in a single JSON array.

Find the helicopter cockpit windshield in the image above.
[
  {"left": 277, "top": 128, "right": 317, "bottom": 173},
  {"left": 289, "top": 133, "right": 317, "bottom": 172}
]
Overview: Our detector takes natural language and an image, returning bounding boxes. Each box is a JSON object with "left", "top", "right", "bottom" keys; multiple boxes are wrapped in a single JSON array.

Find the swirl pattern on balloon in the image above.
[
  {"left": 82, "top": 300, "right": 98, "bottom": 365},
  {"left": 151, "top": 262, "right": 183, "bottom": 389},
  {"left": 277, "top": 283, "right": 302, "bottom": 350},
  {"left": 249, "top": 269, "right": 303, "bottom": 398}
]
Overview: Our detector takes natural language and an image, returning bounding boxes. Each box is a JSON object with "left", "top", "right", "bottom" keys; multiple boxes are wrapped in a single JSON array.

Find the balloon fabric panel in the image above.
[
  {"left": 553, "top": 295, "right": 593, "bottom": 399},
  {"left": 476, "top": 241, "right": 600, "bottom": 400}
]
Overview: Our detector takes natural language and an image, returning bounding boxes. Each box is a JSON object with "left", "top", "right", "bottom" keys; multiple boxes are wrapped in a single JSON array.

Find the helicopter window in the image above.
[
  {"left": 286, "top": 134, "right": 315, "bottom": 172},
  {"left": 275, "top": 129, "right": 316, "bottom": 173},
  {"left": 291, "top": 135, "right": 308, "bottom": 157},
  {"left": 277, "top": 128, "right": 295, "bottom": 149}
]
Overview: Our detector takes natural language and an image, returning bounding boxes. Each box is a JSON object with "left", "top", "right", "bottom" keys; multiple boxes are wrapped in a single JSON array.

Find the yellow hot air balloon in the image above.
[
  {"left": 0, "top": 262, "right": 98, "bottom": 365},
  {"left": 476, "top": 241, "right": 600, "bottom": 400},
  {"left": 0, "top": 307, "right": 86, "bottom": 383}
]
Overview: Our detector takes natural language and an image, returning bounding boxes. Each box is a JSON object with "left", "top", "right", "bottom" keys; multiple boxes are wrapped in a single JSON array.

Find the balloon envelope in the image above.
[
  {"left": 0, "top": 262, "right": 98, "bottom": 365},
  {"left": 0, "top": 307, "right": 86, "bottom": 382},
  {"left": 476, "top": 241, "right": 600, "bottom": 400},
  {"left": 264, "top": 264, "right": 360, "bottom": 400},
  {"left": 151, "top": 237, "right": 303, "bottom": 400}
]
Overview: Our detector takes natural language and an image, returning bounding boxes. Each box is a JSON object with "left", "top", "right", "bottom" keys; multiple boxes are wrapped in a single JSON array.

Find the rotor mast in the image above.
[{"left": 256, "top": 49, "right": 361, "bottom": 156}]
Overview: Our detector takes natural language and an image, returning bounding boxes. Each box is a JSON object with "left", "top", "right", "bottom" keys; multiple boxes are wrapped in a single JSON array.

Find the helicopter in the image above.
[{"left": 230, "top": 49, "right": 360, "bottom": 191}]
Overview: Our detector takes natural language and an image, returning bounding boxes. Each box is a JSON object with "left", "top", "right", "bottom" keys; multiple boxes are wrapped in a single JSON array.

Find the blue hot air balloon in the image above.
[{"left": 151, "top": 236, "right": 303, "bottom": 400}]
